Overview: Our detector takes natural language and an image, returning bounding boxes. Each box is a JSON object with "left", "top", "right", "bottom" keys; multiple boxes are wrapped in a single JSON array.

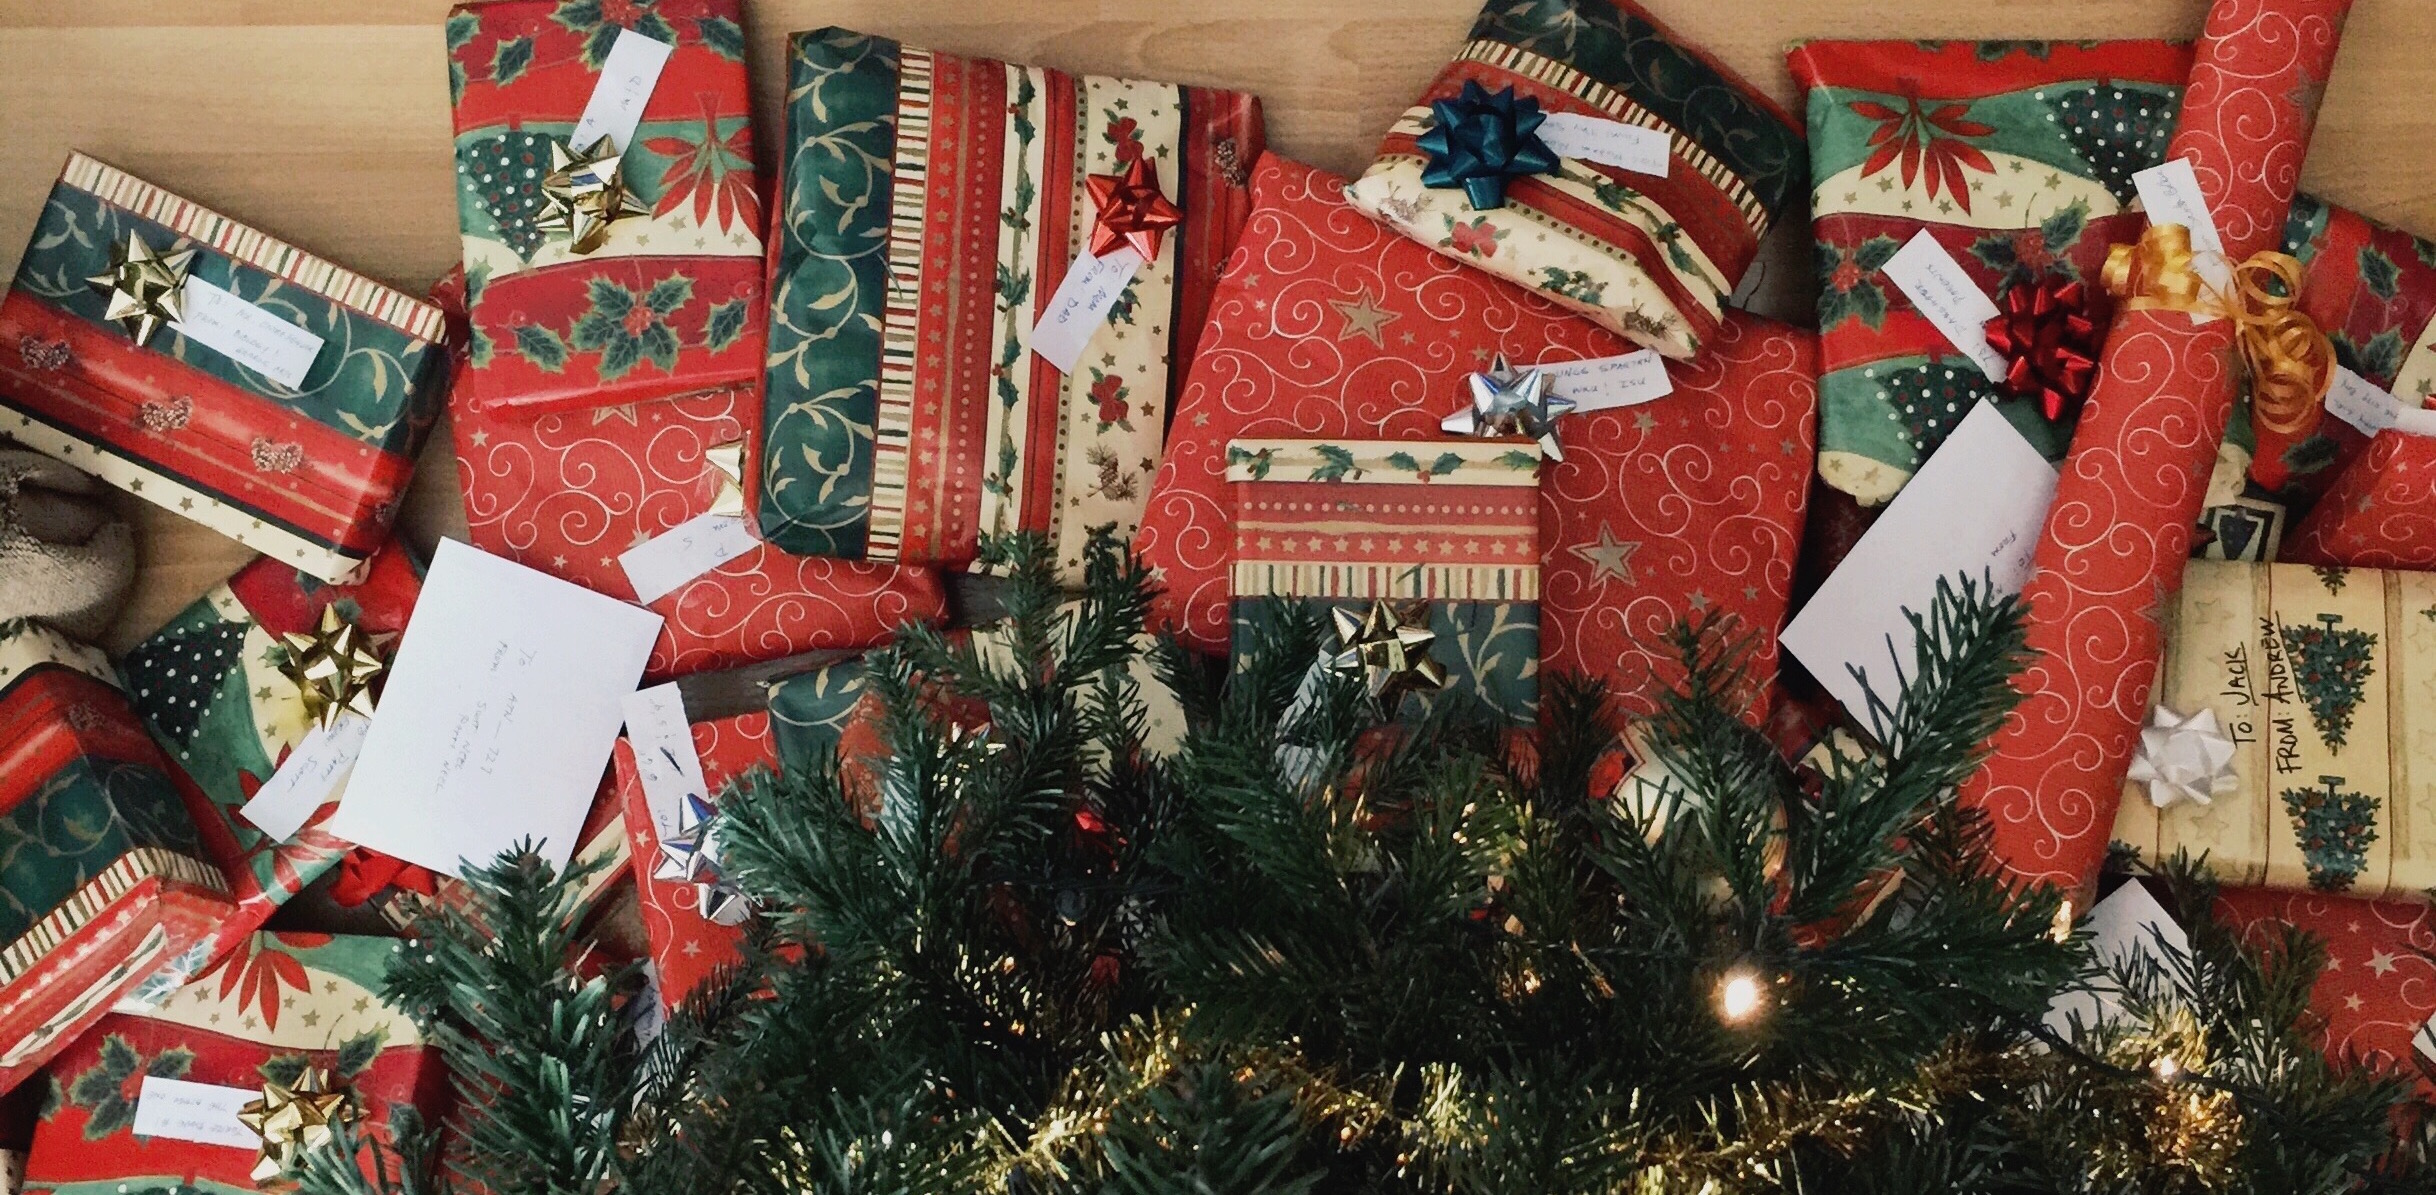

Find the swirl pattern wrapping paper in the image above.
[
  {"left": 2215, "top": 887, "right": 2436, "bottom": 1085},
  {"left": 1961, "top": 0, "right": 2355, "bottom": 889},
  {"left": 2286, "top": 431, "right": 2436, "bottom": 569},
  {"left": 1136, "top": 154, "right": 1813, "bottom": 718}
]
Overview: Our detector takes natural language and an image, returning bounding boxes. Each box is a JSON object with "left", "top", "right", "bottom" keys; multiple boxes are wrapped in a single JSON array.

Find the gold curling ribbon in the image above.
[{"left": 2102, "top": 222, "right": 2332, "bottom": 437}]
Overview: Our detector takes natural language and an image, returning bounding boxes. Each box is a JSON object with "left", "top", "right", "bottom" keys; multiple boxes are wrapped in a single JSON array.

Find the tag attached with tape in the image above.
[
  {"left": 1536, "top": 113, "right": 1670, "bottom": 177},
  {"left": 620, "top": 512, "right": 761, "bottom": 605},
  {"left": 570, "top": 28, "right": 675, "bottom": 153},
  {"left": 1881, "top": 231, "right": 2007, "bottom": 382},
  {"left": 1533, "top": 350, "right": 1673, "bottom": 411},
  {"left": 178, "top": 277, "right": 325, "bottom": 389},
  {"left": 623, "top": 682, "right": 708, "bottom": 837},
  {"left": 241, "top": 712, "right": 371, "bottom": 842},
  {"left": 1030, "top": 247, "right": 1143, "bottom": 374}
]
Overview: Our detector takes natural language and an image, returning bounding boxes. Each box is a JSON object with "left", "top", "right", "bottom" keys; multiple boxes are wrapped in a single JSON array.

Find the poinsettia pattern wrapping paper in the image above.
[
  {"left": 1137, "top": 154, "right": 1813, "bottom": 715},
  {"left": 1962, "top": 0, "right": 2355, "bottom": 890}
]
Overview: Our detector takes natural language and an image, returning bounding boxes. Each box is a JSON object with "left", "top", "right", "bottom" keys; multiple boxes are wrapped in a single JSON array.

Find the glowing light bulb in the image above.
[
  {"left": 2153, "top": 1055, "right": 2180, "bottom": 1081},
  {"left": 1717, "top": 967, "right": 1765, "bottom": 1025}
]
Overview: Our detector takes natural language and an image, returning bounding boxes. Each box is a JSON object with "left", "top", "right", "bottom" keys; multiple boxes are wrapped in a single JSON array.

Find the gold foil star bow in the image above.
[
  {"left": 1329, "top": 599, "right": 1451, "bottom": 710},
  {"left": 237, "top": 1067, "right": 357, "bottom": 1183},
  {"left": 280, "top": 607, "right": 393, "bottom": 730},
  {"left": 87, "top": 234, "right": 197, "bottom": 347},
  {"left": 537, "top": 136, "right": 650, "bottom": 255}
]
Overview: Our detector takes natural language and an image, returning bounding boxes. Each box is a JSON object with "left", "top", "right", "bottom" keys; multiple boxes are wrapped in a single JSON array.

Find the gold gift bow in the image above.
[{"left": 2101, "top": 222, "right": 2335, "bottom": 436}]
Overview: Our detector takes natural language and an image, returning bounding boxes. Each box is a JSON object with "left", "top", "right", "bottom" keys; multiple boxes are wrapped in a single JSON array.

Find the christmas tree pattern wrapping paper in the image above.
[
  {"left": 1345, "top": 0, "right": 1804, "bottom": 361},
  {"left": 445, "top": 0, "right": 765, "bottom": 419},
  {"left": 615, "top": 709, "right": 777, "bottom": 1011},
  {"left": 21, "top": 933, "right": 448, "bottom": 1195},
  {"left": 2214, "top": 887, "right": 2436, "bottom": 1086},
  {"left": 2286, "top": 429, "right": 2436, "bottom": 570},
  {"left": 1227, "top": 439, "right": 1542, "bottom": 722},
  {"left": 2113, "top": 561, "right": 2436, "bottom": 900},
  {"left": 748, "top": 29, "right": 1265, "bottom": 580},
  {"left": 1136, "top": 154, "right": 1815, "bottom": 719},
  {"left": 0, "top": 621, "right": 236, "bottom": 1098},
  {"left": 1961, "top": 0, "right": 2356, "bottom": 892},
  {"left": 0, "top": 154, "right": 450, "bottom": 586},
  {"left": 115, "top": 545, "right": 427, "bottom": 981},
  {"left": 1786, "top": 40, "right": 2191, "bottom": 507}
]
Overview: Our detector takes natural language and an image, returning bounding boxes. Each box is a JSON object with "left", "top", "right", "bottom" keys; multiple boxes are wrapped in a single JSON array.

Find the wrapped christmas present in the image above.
[
  {"left": 2112, "top": 560, "right": 2436, "bottom": 899},
  {"left": 0, "top": 154, "right": 449, "bottom": 584},
  {"left": 444, "top": 0, "right": 765, "bottom": 418},
  {"left": 0, "top": 621, "right": 238, "bottom": 1095},
  {"left": 1137, "top": 154, "right": 1814, "bottom": 719},
  {"left": 615, "top": 698, "right": 778, "bottom": 1011},
  {"left": 1346, "top": 0, "right": 1803, "bottom": 360},
  {"left": 2214, "top": 887, "right": 2436, "bottom": 1084},
  {"left": 20, "top": 933, "right": 447, "bottom": 1193},
  {"left": 2285, "top": 427, "right": 2436, "bottom": 570},
  {"left": 1227, "top": 438, "right": 1542, "bottom": 722},
  {"left": 1786, "top": 39, "right": 2192, "bottom": 506},
  {"left": 1962, "top": 0, "right": 2357, "bottom": 891},
  {"left": 747, "top": 28, "right": 1265, "bottom": 580},
  {"left": 115, "top": 545, "right": 425, "bottom": 993}
]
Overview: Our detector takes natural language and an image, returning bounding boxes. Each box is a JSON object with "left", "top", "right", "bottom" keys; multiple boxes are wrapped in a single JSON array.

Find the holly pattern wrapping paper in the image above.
[
  {"left": 2113, "top": 561, "right": 2436, "bottom": 899},
  {"left": 1136, "top": 154, "right": 1814, "bottom": 720},
  {"left": 114, "top": 546, "right": 422, "bottom": 997},
  {"left": 2214, "top": 887, "right": 2436, "bottom": 1085},
  {"left": 1228, "top": 440, "right": 1542, "bottom": 722},
  {"left": 446, "top": 0, "right": 765, "bottom": 418},
  {"left": 1788, "top": 40, "right": 2191, "bottom": 507},
  {"left": 1346, "top": 0, "right": 1804, "bottom": 362},
  {"left": 0, "top": 155, "right": 450, "bottom": 585},
  {"left": 22, "top": 933, "right": 446, "bottom": 1195},
  {"left": 1960, "top": 0, "right": 2356, "bottom": 892},
  {"left": 749, "top": 29, "right": 1265, "bottom": 581},
  {"left": 0, "top": 622, "right": 237, "bottom": 1098}
]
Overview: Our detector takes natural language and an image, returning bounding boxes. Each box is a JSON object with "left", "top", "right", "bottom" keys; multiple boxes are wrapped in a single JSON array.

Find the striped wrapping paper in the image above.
[
  {"left": 1346, "top": 0, "right": 1804, "bottom": 361},
  {"left": 748, "top": 28, "right": 1265, "bottom": 583},
  {"left": 1227, "top": 438, "right": 1543, "bottom": 723},
  {"left": 0, "top": 154, "right": 449, "bottom": 584},
  {"left": 0, "top": 621, "right": 237, "bottom": 1097}
]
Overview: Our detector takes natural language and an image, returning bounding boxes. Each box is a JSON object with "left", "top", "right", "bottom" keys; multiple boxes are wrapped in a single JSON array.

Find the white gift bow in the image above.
[{"left": 2127, "top": 705, "right": 2241, "bottom": 810}]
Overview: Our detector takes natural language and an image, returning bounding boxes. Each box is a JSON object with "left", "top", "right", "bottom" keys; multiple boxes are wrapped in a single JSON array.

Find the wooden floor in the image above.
[{"left": 3, "top": 0, "right": 2434, "bottom": 650}]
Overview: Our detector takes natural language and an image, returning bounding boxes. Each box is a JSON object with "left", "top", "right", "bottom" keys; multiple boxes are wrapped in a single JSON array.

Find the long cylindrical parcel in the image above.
[{"left": 1960, "top": 0, "right": 2356, "bottom": 889}]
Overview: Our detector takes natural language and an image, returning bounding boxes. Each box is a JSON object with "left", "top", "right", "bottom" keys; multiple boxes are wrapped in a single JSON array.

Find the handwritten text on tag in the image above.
[
  {"left": 1536, "top": 113, "right": 1671, "bottom": 177},
  {"left": 570, "top": 28, "right": 675, "bottom": 153},
  {"left": 241, "top": 712, "right": 371, "bottom": 842},
  {"left": 133, "top": 1076, "right": 260, "bottom": 1149},
  {"left": 1030, "top": 246, "right": 1144, "bottom": 374},
  {"left": 620, "top": 511, "right": 761, "bottom": 605},
  {"left": 178, "top": 277, "right": 325, "bottom": 389},
  {"left": 623, "top": 683, "right": 707, "bottom": 836},
  {"left": 1881, "top": 231, "right": 2007, "bottom": 382},
  {"left": 1531, "top": 350, "right": 1673, "bottom": 411}
]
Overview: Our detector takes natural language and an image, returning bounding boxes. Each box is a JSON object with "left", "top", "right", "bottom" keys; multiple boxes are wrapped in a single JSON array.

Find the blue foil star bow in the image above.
[{"left": 1417, "top": 80, "right": 1561, "bottom": 210}]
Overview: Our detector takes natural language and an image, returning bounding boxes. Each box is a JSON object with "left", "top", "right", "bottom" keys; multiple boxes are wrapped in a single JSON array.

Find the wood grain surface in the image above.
[{"left": 0, "top": 0, "right": 2429, "bottom": 651}]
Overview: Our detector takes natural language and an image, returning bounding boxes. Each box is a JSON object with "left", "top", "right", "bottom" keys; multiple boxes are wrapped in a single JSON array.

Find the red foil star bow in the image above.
[
  {"left": 1984, "top": 277, "right": 2100, "bottom": 424},
  {"left": 1085, "top": 156, "right": 1184, "bottom": 262}
]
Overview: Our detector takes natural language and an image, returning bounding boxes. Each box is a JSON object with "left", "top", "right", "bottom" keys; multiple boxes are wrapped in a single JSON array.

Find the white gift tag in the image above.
[
  {"left": 133, "top": 1076, "right": 259, "bottom": 1149},
  {"left": 1531, "top": 350, "right": 1673, "bottom": 411},
  {"left": 622, "top": 682, "right": 707, "bottom": 837},
  {"left": 1536, "top": 113, "right": 1670, "bottom": 177},
  {"left": 241, "top": 712, "right": 371, "bottom": 842},
  {"left": 620, "top": 511, "right": 760, "bottom": 605},
  {"left": 177, "top": 277, "right": 325, "bottom": 389},
  {"left": 569, "top": 28, "right": 675, "bottom": 153},
  {"left": 2132, "top": 158, "right": 2235, "bottom": 300},
  {"left": 2043, "top": 882, "right": 2190, "bottom": 1037},
  {"left": 2326, "top": 365, "right": 2402, "bottom": 436},
  {"left": 1881, "top": 231, "right": 2007, "bottom": 382},
  {"left": 1030, "top": 246, "right": 1144, "bottom": 374}
]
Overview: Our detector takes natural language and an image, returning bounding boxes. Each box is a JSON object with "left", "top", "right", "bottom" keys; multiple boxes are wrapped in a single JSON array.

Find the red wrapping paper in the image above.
[
  {"left": 1135, "top": 154, "right": 1814, "bottom": 716},
  {"left": 2285, "top": 431, "right": 2436, "bottom": 568},
  {"left": 614, "top": 711, "right": 774, "bottom": 1010},
  {"left": 2216, "top": 887, "right": 2436, "bottom": 1084},
  {"left": 1961, "top": 0, "right": 2355, "bottom": 890}
]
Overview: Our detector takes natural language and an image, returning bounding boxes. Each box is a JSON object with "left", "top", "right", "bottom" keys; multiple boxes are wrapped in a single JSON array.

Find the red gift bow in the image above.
[
  {"left": 1984, "top": 277, "right": 2099, "bottom": 425},
  {"left": 1085, "top": 156, "right": 1184, "bottom": 262},
  {"left": 328, "top": 848, "right": 439, "bottom": 907}
]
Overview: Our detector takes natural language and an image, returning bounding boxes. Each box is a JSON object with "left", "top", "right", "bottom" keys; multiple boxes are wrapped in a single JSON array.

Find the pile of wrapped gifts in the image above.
[{"left": 7, "top": 0, "right": 2436, "bottom": 1184}]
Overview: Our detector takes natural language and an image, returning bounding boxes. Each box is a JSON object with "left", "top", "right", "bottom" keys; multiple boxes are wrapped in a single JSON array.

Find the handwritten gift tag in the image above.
[
  {"left": 132, "top": 1076, "right": 260, "bottom": 1149},
  {"left": 2325, "top": 365, "right": 2436, "bottom": 439},
  {"left": 241, "top": 712, "right": 371, "bottom": 842},
  {"left": 620, "top": 512, "right": 761, "bottom": 605},
  {"left": 1536, "top": 113, "right": 1671, "bottom": 177},
  {"left": 178, "top": 277, "right": 325, "bottom": 389},
  {"left": 622, "top": 682, "right": 708, "bottom": 837},
  {"left": 1881, "top": 231, "right": 2007, "bottom": 382},
  {"left": 1531, "top": 350, "right": 1674, "bottom": 411},
  {"left": 569, "top": 27, "right": 675, "bottom": 153},
  {"left": 1030, "top": 246, "right": 1144, "bottom": 374},
  {"left": 2132, "top": 157, "right": 2235, "bottom": 299},
  {"left": 330, "top": 539, "right": 663, "bottom": 874}
]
